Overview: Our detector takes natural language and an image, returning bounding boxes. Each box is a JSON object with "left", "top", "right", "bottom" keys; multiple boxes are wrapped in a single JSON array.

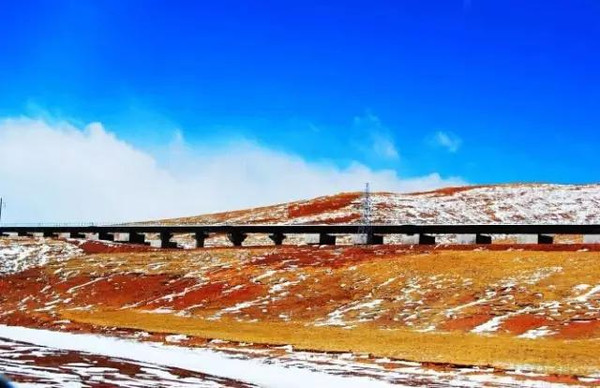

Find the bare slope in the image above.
[
  {"left": 157, "top": 184, "right": 600, "bottom": 225},
  {"left": 2, "top": 184, "right": 600, "bottom": 384},
  {"left": 1, "top": 239, "right": 599, "bottom": 379}
]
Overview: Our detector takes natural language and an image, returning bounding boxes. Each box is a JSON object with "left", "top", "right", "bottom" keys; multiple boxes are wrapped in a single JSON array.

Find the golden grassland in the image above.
[
  {"left": 4, "top": 244, "right": 600, "bottom": 376},
  {"left": 50, "top": 246, "right": 600, "bottom": 284},
  {"left": 47, "top": 248, "right": 600, "bottom": 329},
  {"left": 48, "top": 248, "right": 600, "bottom": 323},
  {"left": 46, "top": 246, "right": 600, "bottom": 300},
  {"left": 63, "top": 308, "right": 600, "bottom": 376}
]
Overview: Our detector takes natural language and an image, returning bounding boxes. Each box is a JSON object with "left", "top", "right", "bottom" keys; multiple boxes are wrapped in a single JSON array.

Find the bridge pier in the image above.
[
  {"left": 269, "top": 232, "right": 286, "bottom": 246},
  {"left": 319, "top": 233, "right": 336, "bottom": 245},
  {"left": 476, "top": 234, "right": 492, "bottom": 244},
  {"left": 228, "top": 231, "right": 247, "bottom": 247},
  {"left": 160, "top": 232, "right": 178, "bottom": 249},
  {"left": 3, "top": 224, "right": 600, "bottom": 248},
  {"left": 98, "top": 231, "right": 115, "bottom": 241},
  {"left": 128, "top": 232, "right": 147, "bottom": 245},
  {"left": 369, "top": 234, "right": 384, "bottom": 245},
  {"left": 419, "top": 234, "right": 436, "bottom": 245},
  {"left": 194, "top": 232, "right": 209, "bottom": 248},
  {"left": 538, "top": 234, "right": 554, "bottom": 244}
]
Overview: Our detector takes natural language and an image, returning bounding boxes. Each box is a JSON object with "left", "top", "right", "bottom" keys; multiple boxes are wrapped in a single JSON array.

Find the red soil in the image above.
[
  {"left": 218, "top": 284, "right": 265, "bottom": 306},
  {"left": 535, "top": 374, "right": 588, "bottom": 385},
  {"left": 1, "top": 243, "right": 599, "bottom": 386},
  {"left": 207, "top": 210, "right": 281, "bottom": 224},
  {"left": 160, "top": 282, "right": 227, "bottom": 310},
  {"left": 408, "top": 185, "right": 484, "bottom": 197},
  {"left": 425, "top": 243, "right": 600, "bottom": 252},
  {"left": 287, "top": 193, "right": 360, "bottom": 219},
  {"left": 311, "top": 214, "right": 361, "bottom": 224},
  {"left": 440, "top": 314, "right": 493, "bottom": 331},
  {"left": 407, "top": 183, "right": 545, "bottom": 197},
  {"left": 555, "top": 320, "right": 600, "bottom": 340},
  {"left": 0, "top": 267, "right": 266, "bottom": 314},
  {"left": 500, "top": 314, "right": 552, "bottom": 335},
  {"left": 77, "top": 240, "right": 157, "bottom": 254},
  {"left": 83, "top": 274, "right": 187, "bottom": 308},
  {"left": 249, "top": 246, "right": 397, "bottom": 269}
]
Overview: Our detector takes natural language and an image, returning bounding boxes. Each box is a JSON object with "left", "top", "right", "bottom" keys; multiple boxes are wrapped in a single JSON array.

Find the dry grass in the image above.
[
  {"left": 63, "top": 309, "right": 600, "bottom": 376},
  {"left": 3, "top": 244, "right": 600, "bottom": 377},
  {"left": 44, "top": 248, "right": 600, "bottom": 332}
]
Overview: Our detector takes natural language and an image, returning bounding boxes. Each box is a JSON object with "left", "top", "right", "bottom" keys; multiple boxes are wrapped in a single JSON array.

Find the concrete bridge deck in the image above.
[{"left": 1, "top": 223, "right": 600, "bottom": 248}]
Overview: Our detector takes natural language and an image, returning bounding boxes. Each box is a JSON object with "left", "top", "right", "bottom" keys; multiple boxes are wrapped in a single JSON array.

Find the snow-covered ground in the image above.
[
  {"left": 165, "top": 184, "right": 600, "bottom": 225},
  {"left": 0, "top": 336, "right": 246, "bottom": 387},
  {"left": 0, "top": 325, "right": 588, "bottom": 387},
  {"left": 0, "top": 238, "right": 82, "bottom": 275},
  {"left": 370, "top": 184, "right": 600, "bottom": 225},
  {"left": 156, "top": 184, "right": 600, "bottom": 246}
]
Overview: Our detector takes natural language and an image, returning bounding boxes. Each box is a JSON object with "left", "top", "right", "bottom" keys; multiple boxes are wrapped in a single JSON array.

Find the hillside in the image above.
[
  {"left": 159, "top": 183, "right": 600, "bottom": 225},
  {"left": 1, "top": 184, "right": 600, "bottom": 386},
  {"left": 1, "top": 239, "right": 600, "bottom": 385}
]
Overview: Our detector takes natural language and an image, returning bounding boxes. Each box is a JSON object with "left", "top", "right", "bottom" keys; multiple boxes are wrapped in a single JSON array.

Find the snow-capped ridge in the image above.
[{"left": 158, "top": 184, "right": 600, "bottom": 225}]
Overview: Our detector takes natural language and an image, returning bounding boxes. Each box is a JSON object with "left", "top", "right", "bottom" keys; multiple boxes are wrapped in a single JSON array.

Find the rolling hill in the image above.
[
  {"left": 1, "top": 183, "right": 600, "bottom": 386},
  {"left": 159, "top": 183, "right": 600, "bottom": 225}
]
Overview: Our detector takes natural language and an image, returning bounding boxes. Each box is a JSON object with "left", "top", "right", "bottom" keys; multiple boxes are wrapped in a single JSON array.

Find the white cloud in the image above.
[
  {"left": 370, "top": 133, "right": 399, "bottom": 160},
  {"left": 353, "top": 112, "right": 399, "bottom": 160},
  {"left": 0, "top": 117, "right": 465, "bottom": 223},
  {"left": 432, "top": 131, "right": 462, "bottom": 153}
]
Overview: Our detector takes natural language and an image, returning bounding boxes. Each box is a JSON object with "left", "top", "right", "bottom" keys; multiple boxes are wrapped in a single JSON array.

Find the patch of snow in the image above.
[
  {"left": 251, "top": 270, "right": 277, "bottom": 283},
  {"left": 472, "top": 308, "right": 532, "bottom": 334},
  {"left": 316, "top": 299, "right": 384, "bottom": 327},
  {"left": 0, "top": 325, "right": 395, "bottom": 388},
  {"left": 0, "top": 239, "right": 82, "bottom": 275},
  {"left": 66, "top": 277, "right": 104, "bottom": 294},
  {"left": 573, "top": 284, "right": 591, "bottom": 292},
  {"left": 518, "top": 326, "right": 555, "bottom": 339},
  {"left": 143, "top": 307, "right": 176, "bottom": 314},
  {"left": 572, "top": 285, "right": 600, "bottom": 303},
  {"left": 165, "top": 334, "right": 189, "bottom": 343}
]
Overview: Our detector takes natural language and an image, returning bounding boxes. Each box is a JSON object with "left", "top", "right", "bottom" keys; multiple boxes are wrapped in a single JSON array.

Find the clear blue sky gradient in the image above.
[{"left": 1, "top": 0, "right": 599, "bottom": 184}]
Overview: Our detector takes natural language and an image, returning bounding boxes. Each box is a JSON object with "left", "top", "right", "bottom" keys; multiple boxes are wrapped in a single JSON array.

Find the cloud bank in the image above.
[{"left": 0, "top": 117, "right": 465, "bottom": 223}]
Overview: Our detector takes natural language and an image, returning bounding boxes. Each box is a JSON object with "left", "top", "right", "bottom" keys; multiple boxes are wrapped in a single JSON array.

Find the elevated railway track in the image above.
[{"left": 1, "top": 224, "right": 600, "bottom": 248}]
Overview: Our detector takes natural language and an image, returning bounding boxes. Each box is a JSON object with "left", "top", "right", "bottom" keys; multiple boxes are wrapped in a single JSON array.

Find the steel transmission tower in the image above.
[{"left": 357, "top": 183, "right": 373, "bottom": 244}]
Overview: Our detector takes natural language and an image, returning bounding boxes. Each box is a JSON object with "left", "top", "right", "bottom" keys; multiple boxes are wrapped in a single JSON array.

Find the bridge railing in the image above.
[
  {"left": 0, "top": 221, "right": 597, "bottom": 227},
  {"left": 0, "top": 222, "right": 129, "bottom": 227}
]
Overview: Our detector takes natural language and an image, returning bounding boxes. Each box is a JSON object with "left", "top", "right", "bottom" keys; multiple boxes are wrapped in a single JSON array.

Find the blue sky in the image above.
[{"left": 1, "top": 0, "right": 599, "bottom": 207}]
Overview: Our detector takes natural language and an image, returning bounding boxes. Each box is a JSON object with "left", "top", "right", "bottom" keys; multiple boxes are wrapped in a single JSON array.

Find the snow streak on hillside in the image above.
[{"left": 160, "top": 184, "right": 600, "bottom": 225}]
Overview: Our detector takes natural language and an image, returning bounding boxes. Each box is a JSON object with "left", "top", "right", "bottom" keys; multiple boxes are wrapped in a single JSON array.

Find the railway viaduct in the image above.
[{"left": 1, "top": 224, "right": 600, "bottom": 248}]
